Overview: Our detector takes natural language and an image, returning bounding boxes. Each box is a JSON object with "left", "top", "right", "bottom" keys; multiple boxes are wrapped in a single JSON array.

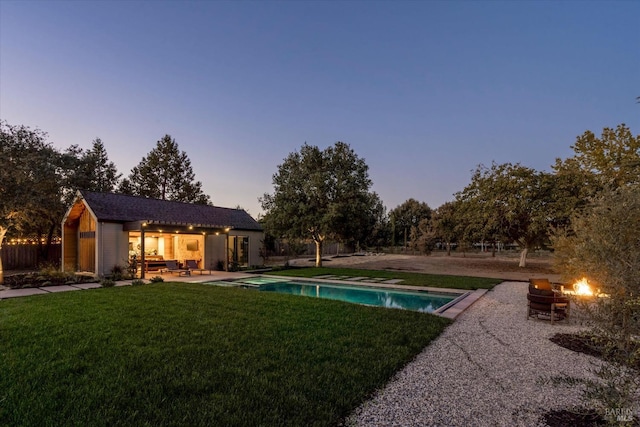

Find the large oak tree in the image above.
[
  {"left": 389, "top": 198, "right": 432, "bottom": 247},
  {"left": 260, "top": 142, "right": 376, "bottom": 267},
  {"left": 455, "top": 162, "right": 551, "bottom": 267},
  {"left": 0, "top": 123, "right": 62, "bottom": 283}
]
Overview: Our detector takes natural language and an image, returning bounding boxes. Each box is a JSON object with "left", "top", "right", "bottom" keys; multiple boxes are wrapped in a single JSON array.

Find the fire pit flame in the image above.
[{"left": 573, "top": 277, "right": 594, "bottom": 296}]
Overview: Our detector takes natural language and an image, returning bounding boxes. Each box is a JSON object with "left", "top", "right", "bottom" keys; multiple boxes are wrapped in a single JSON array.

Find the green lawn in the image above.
[
  {"left": 268, "top": 266, "right": 500, "bottom": 290},
  {"left": 0, "top": 283, "right": 451, "bottom": 426}
]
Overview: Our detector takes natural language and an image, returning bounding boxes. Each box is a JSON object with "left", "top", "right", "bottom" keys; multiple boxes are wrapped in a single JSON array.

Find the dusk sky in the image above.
[{"left": 1, "top": 1, "right": 638, "bottom": 217}]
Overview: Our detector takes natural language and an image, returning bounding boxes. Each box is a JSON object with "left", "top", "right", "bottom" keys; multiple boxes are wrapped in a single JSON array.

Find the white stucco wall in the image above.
[
  {"left": 229, "top": 230, "right": 264, "bottom": 267},
  {"left": 205, "top": 234, "right": 227, "bottom": 271},
  {"left": 98, "top": 222, "right": 129, "bottom": 276}
]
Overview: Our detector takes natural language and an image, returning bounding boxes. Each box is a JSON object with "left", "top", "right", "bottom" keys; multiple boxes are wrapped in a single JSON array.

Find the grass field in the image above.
[
  {"left": 268, "top": 266, "right": 500, "bottom": 290},
  {"left": 0, "top": 283, "right": 451, "bottom": 426}
]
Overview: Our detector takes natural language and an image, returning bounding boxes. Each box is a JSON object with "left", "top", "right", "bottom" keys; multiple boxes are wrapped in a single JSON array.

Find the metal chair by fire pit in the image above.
[{"left": 527, "top": 278, "right": 570, "bottom": 324}]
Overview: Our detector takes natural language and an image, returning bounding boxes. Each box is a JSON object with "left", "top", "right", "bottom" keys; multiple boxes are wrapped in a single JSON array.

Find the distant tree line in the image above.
[{"left": 260, "top": 124, "right": 639, "bottom": 268}]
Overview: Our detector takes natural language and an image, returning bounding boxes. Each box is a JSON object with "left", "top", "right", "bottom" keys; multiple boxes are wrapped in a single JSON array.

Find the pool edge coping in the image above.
[{"left": 435, "top": 288, "right": 488, "bottom": 319}]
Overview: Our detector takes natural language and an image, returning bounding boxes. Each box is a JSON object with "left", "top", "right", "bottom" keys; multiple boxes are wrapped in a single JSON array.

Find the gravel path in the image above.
[{"left": 347, "top": 281, "right": 601, "bottom": 427}]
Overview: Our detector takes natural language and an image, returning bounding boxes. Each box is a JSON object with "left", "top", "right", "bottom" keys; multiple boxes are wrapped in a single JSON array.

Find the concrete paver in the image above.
[
  {"left": 40, "top": 285, "right": 82, "bottom": 293},
  {"left": 72, "top": 283, "right": 102, "bottom": 290},
  {"left": 0, "top": 288, "right": 49, "bottom": 299}
]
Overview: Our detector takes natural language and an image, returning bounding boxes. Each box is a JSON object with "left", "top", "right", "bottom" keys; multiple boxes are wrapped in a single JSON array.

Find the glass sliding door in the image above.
[{"left": 228, "top": 236, "right": 249, "bottom": 268}]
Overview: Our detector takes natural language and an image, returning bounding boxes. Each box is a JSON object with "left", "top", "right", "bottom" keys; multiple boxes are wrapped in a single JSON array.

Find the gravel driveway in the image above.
[{"left": 347, "top": 281, "right": 601, "bottom": 427}]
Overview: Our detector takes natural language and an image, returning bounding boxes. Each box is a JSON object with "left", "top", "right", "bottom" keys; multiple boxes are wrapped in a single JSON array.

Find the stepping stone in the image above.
[
  {"left": 0, "top": 288, "right": 48, "bottom": 299},
  {"left": 72, "top": 283, "right": 102, "bottom": 290},
  {"left": 382, "top": 279, "right": 404, "bottom": 284},
  {"left": 366, "top": 278, "right": 387, "bottom": 282},
  {"left": 346, "top": 277, "right": 367, "bottom": 281},
  {"left": 313, "top": 275, "right": 336, "bottom": 279},
  {"left": 40, "top": 285, "right": 81, "bottom": 293}
]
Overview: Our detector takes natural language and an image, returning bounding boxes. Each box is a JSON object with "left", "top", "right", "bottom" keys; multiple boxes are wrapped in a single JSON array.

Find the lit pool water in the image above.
[{"left": 209, "top": 277, "right": 463, "bottom": 313}]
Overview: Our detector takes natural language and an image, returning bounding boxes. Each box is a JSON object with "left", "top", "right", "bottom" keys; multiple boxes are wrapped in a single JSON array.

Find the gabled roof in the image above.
[{"left": 74, "top": 191, "right": 262, "bottom": 231}]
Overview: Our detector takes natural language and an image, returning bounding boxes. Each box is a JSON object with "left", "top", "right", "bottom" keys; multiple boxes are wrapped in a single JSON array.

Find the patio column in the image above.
[
  {"left": 225, "top": 232, "right": 229, "bottom": 272},
  {"left": 140, "top": 227, "right": 146, "bottom": 279}
]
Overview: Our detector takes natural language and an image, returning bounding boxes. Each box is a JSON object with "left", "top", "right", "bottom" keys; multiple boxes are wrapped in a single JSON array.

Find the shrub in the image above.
[
  {"left": 553, "top": 185, "right": 640, "bottom": 420},
  {"left": 100, "top": 279, "right": 116, "bottom": 288},
  {"left": 4, "top": 272, "right": 98, "bottom": 289},
  {"left": 131, "top": 279, "right": 145, "bottom": 286},
  {"left": 127, "top": 257, "right": 138, "bottom": 278},
  {"left": 39, "top": 263, "right": 65, "bottom": 277},
  {"left": 110, "top": 265, "right": 124, "bottom": 281},
  {"left": 149, "top": 276, "right": 164, "bottom": 283}
]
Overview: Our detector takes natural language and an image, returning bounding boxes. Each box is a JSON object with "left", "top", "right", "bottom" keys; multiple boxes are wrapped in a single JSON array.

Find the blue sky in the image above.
[{"left": 1, "top": 0, "right": 638, "bottom": 217}]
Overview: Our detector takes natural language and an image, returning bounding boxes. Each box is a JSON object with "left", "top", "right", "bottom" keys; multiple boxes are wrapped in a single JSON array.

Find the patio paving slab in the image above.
[
  {"left": 0, "top": 288, "right": 49, "bottom": 299},
  {"left": 72, "top": 283, "right": 102, "bottom": 290},
  {"left": 40, "top": 285, "right": 82, "bottom": 293}
]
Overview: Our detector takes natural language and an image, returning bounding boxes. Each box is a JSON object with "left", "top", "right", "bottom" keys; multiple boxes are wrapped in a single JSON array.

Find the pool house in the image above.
[{"left": 61, "top": 190, "right": 264, "bottom": 278}]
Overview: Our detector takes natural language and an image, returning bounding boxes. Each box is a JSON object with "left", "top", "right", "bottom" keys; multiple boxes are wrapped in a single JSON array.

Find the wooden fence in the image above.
[{"left": 1, "top": 244, "right": 61, "bottom": 270}]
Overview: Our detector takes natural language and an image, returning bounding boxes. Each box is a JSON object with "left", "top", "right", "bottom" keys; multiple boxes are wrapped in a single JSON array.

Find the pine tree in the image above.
[{"left": 121, "top": 135, "right": 211, "bottom": 204}]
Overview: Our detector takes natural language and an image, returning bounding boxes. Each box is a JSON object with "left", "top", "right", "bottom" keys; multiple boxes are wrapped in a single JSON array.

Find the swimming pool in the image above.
[{"left": 207, "top": 276, "right": 465, "bottom": 314}]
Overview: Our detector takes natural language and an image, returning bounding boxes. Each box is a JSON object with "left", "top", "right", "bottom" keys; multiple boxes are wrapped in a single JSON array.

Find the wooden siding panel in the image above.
[
  {"left": 78, "top": 209, "right": 96, "bottom": 272},
  {"left": 63, "top": 223, "right": 78, "bottom": 271}
]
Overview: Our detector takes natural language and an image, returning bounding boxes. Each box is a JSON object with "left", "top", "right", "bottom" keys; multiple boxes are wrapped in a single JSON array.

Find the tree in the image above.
[
  {"left": 552, "top": 185, "right": 640, "bottom": 416},
  {"left": 389, "top": 199, "right": 432, "bottom": 248},
  {"left": 553, "top": 124, "right": 640, "bottom": 190},
  {"left": 0, "top": 122, "right": 64, "bottom": 283},
  {"left": 455, "top": 163, "right": 551, "bottom": 267},
  {"left": 260, "top": 142, "right": 375, "bottom": 267},
  {"left": 360, "top": 193, "right": 391, "bottom": 251},
  {"left": 409, "top": 218, "right": 436, "bottom": 255},
  {"left": 551, "top": 124, "right": 640, "bottom": 231},
  {"left": 120, "top": 135, "right": 211, "bottom": 204},
  {"left": 61, "top": 138, "right": 121, "bottom": 204},
  {"left": 432, "top": 201, "right": 458, "bottom": 255}
]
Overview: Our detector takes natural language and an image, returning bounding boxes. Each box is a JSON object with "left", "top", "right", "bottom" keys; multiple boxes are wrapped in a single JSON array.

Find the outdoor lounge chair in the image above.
[
  {"left": 163, "top": 260, "right": 190, "bottom": 276},
  {"left": 527, "top": 279, "right": 569, "bottom": 324},
  {"left": 185, "top": 259, "right": 209, "bottom": 275}
]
